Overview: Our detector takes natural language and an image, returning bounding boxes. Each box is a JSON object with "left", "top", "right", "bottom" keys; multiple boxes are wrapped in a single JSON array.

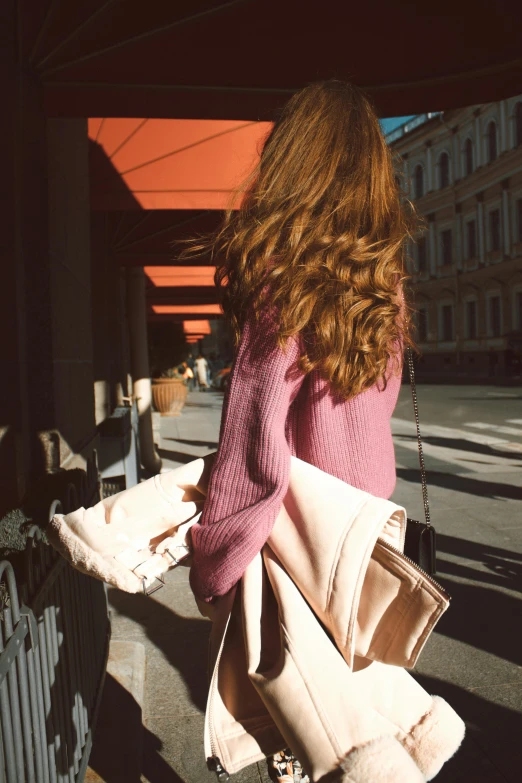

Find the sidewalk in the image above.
[
  {"left": 93, "top": 389, "right": 522, "bottom": 783},
  {"left": 90, "top": 391, "right": 271, "bottom": 783}
]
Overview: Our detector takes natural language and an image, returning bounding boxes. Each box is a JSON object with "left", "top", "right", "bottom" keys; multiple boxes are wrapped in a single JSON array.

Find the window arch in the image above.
[
  {"left": 487, "top": 120, "right": 498, "bottom": 162},
  {"left": 515, "top": 102, "right": 522, "bottom": 147},
  {"left": 464, "top": 137, "right": 474, "bottom": 176},
  {"left": 439, "top": 151, "right": 450, "bottom": 188},
  {"left": 413, "top": 164, "right": 424, "bottom": 199}
]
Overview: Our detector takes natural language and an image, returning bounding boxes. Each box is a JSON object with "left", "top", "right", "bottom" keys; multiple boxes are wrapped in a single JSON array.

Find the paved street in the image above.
[
  {"left": 104, "top": 384, "right": 522, "bottom": 783},
  {"left": 391, "top": 384, "right": 522, "bottom": 782}
]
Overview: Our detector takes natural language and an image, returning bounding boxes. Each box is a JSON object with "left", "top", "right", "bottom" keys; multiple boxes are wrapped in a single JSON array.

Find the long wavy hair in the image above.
[{"left": 183, "top": 80, "right": 417, "bottom": 400}]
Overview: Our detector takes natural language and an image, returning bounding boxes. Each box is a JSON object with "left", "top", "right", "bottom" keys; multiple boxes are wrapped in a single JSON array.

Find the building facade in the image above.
[{"left": 389, "top": 97, "right": 522, "bottom": 378}]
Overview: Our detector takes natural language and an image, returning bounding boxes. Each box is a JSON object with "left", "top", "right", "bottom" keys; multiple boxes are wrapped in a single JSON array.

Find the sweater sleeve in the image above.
[{"left": 189, "top": 309, "right": 306, "bottom": 601}]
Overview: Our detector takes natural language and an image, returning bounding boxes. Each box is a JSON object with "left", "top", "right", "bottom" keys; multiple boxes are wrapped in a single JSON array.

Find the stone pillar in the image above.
[
  {"left": 426, "top": 142, "right": 433, "bottom": 192},
  {"left": 452, "top": 128, "right": 459, "bottom": 180},
  {"left": 455, "top": 205, "right": 463, "bottom": 270},
  {"left": 499, "top": 101, "right": 508, "bottom": 153},
  {"left": 91, "top": 212, "right": 132, "bottom": 426},
  {"left": 477, "top": 194, "right": 485, "bottom": 264},
  {"left": 428, "top": 215, "right": 437, "bottom": 276},
  {"left": 1, "top": 2, "right": 32, "bottom": 509},
  {"left": 1, "top": 1, "right": 98, "bottom": 514},
  {"left": 127, "top": 267, "right": 162, "bottom": 475},
  {"left": 474, "top": 112, "right": 482, "bottom": 167},
  {"left": 402, "top": 154, "right": 409, "bottom": 194},
  {"left": 47, "top": 119, "right": 96, "bottom": 467},
  {"left": 502, "top": 180, "right": 511, "bottom": 258}
]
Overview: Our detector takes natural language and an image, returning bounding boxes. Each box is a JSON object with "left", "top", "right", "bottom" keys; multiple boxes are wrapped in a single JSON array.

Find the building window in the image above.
[
  {"left": 439, "top": 152, "right": 450, "bottom": 188},
  {"left": 487, "top": 121, "right": 498, "bottom": 162},
  {"left": 416, "top": 236, "right": 427, "bottom": 273},
  {"left": 464, "top": 137, "right": 474, "bottom": 175},
  {"left": 417, "top": 308, "right": 428, "bottom": 342},
  {"left": 441, "top": 304, "right": 454, "bottom": 341},
  {"left": 516, "top": 103, "right": 522, "bottom": 147},
  {"left": 466, "top": 219, "right": 477, "bottom": 259},
  {"left": 465, "top": 300, "right": 477, "bottom": 339},
  {"left": 440, "top": 229, "right": 453, "bottom": 266},
  {"left": 489, "top": 295, "right": 501, "bottom": 337},
  {"left": 413, "top": 165, "right": 424, "bottom": 199},
  {"left": 489, "top": 208, "right": 501, "bottom": 251}
]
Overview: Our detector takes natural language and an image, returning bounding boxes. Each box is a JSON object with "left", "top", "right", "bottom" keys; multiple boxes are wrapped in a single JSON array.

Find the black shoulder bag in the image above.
[{"left": 403, "top": 347, "right": 437, "bottom": 576}]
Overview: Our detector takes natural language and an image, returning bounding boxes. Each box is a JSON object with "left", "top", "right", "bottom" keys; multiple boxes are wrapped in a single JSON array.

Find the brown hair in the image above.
[{"left": 184, "top": 80, "right": 416, "bottom": 399}]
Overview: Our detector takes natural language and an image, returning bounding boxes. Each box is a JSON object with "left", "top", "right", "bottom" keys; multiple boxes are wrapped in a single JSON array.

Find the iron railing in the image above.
[{"left": 0, "top": 453, "right": 110, "bottom": 783}]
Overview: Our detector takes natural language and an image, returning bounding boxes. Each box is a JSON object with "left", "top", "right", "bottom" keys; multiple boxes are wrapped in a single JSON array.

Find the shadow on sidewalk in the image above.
[
  {"left": 396, "top": 467, "right": 522, "bottom": 501},
  {"left": 165, "top": 438, "right": 219, "bottom": 449},
  {"left": 104, "top": 587, "right": 211, "bottom": 781},
  {"left": 434, "top": 577, "right": 522, "bottom": 667},
  {"left": 88, "top": 672, "right": 185, "bottom": 783},
  {"left": 142, "top": 728, "right": 185, "bottom": 783},
  {"left": 429, "top": 534, "right": 522, "bottom": 666},
  {"left": 413, "top": 674, "right": 522, "bottom": 783},
  {"left": 397, "top": 433, "right": 522, "bottom": 460},
  {"left": 108, "top": 588, "right": 211, "bottom": 713},
  {"left": 157, "top": 448, "right": 198, "bottom": 464},
  {"left": 436, "top": 533, "right": 522, "bottom": 593}
]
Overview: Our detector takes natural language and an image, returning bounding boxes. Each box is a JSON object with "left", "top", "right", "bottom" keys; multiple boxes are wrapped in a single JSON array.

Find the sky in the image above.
[{"left": 379, "top": 116, "right": 415, "bottom": 135}]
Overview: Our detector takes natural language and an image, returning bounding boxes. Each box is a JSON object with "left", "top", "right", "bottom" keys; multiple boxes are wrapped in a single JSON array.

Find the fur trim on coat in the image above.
[
  {"left": 401, "top": 695, "right": 466, "bottom": 781},
  {"left": 339, "top": 735, "right": 424, "bottom": 783}
]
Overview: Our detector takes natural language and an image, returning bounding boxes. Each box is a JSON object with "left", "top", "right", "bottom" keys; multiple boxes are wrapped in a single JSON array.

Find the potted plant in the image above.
[{"left": 151, "top": 366, "right": 188, "bottom": 417}]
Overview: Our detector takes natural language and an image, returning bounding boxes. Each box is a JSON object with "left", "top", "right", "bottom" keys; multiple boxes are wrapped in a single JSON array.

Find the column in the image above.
[
  {"left": 474, "top": 113, "right": 482, "bottom": 167},
  {"left": 47, "top": 119, "right": 96, "bottom": 463},
  {"left": 452, "top": 129, "right": 460, "bottom": 180},
  {"left": 402, "top": 154, "right": 409, "bottom": 193},
  {"left": 455, "top": 206, "right": 463, "bottom": 270},
  {"left": 426, "top": 143, "right": 433, "bottom": 191},
  {"left": 477, "top": 196, "right": 485, "bottom": 264},
  {"left": 502, "top": 180, "right": 511, "bottom": 257},
  {"left": 499, "top": 101, "right": 508, "bottom": 153},
  {"left": 428, "top": 216, "right": 437, "bottom": 276},
  {"left": 127, "top": 267, "right": 162, "bottom": 474},
  {"left": 1, "top": 4, "right": 32, "bottom": 510}
]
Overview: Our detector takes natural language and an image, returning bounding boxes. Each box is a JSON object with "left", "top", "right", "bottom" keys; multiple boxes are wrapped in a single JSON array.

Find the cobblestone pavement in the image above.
[{"left": 106, "top": 386, "right": 522, "bottom": 783}]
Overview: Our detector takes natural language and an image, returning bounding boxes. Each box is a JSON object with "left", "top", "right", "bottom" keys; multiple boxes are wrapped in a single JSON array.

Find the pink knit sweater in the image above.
[{"left": 190, "top": 308, "right": 402, "bottom": 601}]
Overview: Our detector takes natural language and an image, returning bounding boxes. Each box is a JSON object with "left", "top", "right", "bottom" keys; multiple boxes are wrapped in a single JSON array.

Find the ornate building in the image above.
[{"left": 389, "top": 97, "right": 522, "bottom": 377}]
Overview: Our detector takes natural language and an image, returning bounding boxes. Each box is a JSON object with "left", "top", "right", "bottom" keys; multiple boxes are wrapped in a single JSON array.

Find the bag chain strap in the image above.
[{"left": 406, "top": 347, "right": 431, "bottom": 528}]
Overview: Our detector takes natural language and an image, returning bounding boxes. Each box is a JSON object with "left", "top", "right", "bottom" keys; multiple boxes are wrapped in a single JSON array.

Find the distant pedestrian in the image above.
[
  {"left": 195, "top": 354, "right": 209, "bottom": 391},
  {"left": 207, "top": 352, "right": 217, "bottom": 386}
]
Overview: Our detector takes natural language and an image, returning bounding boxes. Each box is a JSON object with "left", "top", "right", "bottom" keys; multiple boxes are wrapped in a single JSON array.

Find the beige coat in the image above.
[
  {"left": 48, "top": 453, "right": 465, "bottom": 781},
  {"left": 203, "top": 456, "right": 465, "bottom": 783}
]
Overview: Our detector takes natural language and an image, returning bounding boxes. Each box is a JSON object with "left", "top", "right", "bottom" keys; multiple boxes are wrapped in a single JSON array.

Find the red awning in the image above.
[
  {"left": 145, "top": 267, "right": 216, "bottom": 287},
  {"left": 23, "top": 1, "right": 522, "bottom": 121},
  {"left": 183, "top": 320, "right": 211, "bottom": 336},
  {"left": 89, "top": 119, "right": 270, "bottom": 210},
  {"left": 152, "top": 305, "right": 222, "bottom": 315}
]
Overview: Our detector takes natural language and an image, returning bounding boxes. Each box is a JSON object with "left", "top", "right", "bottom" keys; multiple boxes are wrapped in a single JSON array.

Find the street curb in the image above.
[
  {"left": 85, "top": 640, "right": 146, "bottom": 783},
  {"left": 107, "top": 639, "right": 146, "bottom": 708}
]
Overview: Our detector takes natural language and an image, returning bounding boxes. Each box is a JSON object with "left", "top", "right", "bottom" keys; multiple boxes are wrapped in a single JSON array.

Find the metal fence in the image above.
[{"left": 0, "top": 453, "right": 110, "bottom": 783}]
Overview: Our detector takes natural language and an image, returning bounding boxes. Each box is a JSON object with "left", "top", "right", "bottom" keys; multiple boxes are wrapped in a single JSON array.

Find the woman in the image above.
[{"left": 187, "top": 80, "right": 415, "bottom": 779}]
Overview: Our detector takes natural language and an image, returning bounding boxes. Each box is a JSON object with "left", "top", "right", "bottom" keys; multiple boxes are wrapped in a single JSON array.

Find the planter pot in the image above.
[{"left": 151, "top": 378, "right": 188, "bottom": 416}]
